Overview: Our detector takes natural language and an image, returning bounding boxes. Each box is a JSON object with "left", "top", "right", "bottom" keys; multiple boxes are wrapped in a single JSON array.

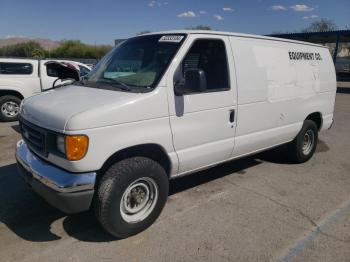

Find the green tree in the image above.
[
  {"left": 302, "top": 18, "right": 338, "bottom": 32},
  {"left": 51, "top": 40, "right": 87, "bottom": 58},
  {"left": 94, "top": 45, "right": 112, "bottom": 58},
  {"left": 0, "top": 40, "right": 112, "bottom": 59},
  {"left": 31, "top": 48, "right": 45, "bottom": 58},
  {"left": 0, "top": 41, "right": 45, "bottom": 57},
  {"left": 50, "top": 40, "right": 112, "bottom": 59}
]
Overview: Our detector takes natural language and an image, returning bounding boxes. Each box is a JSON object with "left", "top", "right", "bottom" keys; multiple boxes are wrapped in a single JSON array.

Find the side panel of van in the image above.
[{"left": 229, "top": 36, "right": 336, "bottom": 158}]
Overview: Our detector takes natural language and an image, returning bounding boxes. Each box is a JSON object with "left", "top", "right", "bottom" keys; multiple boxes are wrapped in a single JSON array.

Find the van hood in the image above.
[{"left": 20, "top": 85, "right": 165, "bottom": 131}]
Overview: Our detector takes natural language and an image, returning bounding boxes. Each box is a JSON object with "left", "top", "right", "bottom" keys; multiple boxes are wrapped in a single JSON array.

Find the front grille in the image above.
[{"left": 19, "top": 119, "right": 47, "bottom": 156}]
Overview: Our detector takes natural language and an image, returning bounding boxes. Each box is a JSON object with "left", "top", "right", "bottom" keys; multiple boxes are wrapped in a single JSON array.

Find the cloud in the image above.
[
  {"left": 303, "top": 14, "right": 319, "bottom": 19},
  {"left": 199, "top": 10, "right": 207, "bottom": 14},
  {"left": 148, "top": 1, "right": 168, "bottom": 7},
  {"left": 178, "top": 11, "right": 198, "bottom": 18},
  {"left": 222, "top": 7, "right": 234, "bottom": 12},
  {"left": 148, "top": 1, "right": 156, "bottom": 7},
  {"left": 213, "top": 14, "right": 224, "bottom": 21},
  {"left": 290, "top": 4, "right": 315, "bottom": 12},
  {"left": 271, "top": 5, "right": 287, "bottom": 11}
]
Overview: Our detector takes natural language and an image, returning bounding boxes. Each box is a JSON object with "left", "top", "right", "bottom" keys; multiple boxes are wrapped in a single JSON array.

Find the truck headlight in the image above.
[
  {"left": 57, "top": 135, "right": 65, "bottom": 154},
  {"left": 56, "top": 135, "right": 89, "bottom": 161}
]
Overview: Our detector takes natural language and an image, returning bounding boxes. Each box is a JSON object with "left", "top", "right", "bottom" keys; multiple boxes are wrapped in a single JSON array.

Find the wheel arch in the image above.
[
  {"left": 97, "top": 143, "right": 172, "bottom": 182},
  {"left": 305, "top": 112, "right": 322, "bottom": 131},
  {"left": 0, "top": 89, "right": 24, "bottom": 100}
]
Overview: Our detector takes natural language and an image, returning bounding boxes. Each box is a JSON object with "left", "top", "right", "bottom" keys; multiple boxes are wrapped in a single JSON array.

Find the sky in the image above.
[{"left": 0, "top": 0, "right": 349, "bottom": 45}]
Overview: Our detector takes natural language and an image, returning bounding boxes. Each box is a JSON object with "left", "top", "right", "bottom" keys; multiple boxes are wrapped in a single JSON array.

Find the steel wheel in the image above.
[
  {"left": 120, "top": 177, "right": 159, "bottom": 223},
  {"left": 302, "top": 129, "right": 315, "bottom": 155},
  {"left": 95, "top": 157, "right": 169, "bottom": 238},
  {"left": 1, "top": 101, "right": 19, "bottom": 117}
]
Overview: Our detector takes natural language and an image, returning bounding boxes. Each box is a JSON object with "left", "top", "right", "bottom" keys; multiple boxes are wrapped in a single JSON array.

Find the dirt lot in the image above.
[{"left": 0, "top": 92, "right": 350, "bottom": 262}]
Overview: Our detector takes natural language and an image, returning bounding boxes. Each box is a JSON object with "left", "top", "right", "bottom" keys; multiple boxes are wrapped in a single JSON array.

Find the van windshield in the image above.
[{"left": 84, "top": 34, "right": 186, "bottom": 92}]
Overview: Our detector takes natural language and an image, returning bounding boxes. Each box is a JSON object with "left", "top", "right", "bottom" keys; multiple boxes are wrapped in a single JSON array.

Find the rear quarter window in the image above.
[{"left": 0, "top": 62, "right": 33, "bottom": 75}]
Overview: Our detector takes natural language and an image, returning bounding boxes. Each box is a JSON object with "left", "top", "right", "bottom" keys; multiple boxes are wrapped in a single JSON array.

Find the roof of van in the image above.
[{"left": 143, "top": 30, "right": 326, "bottom": 48}]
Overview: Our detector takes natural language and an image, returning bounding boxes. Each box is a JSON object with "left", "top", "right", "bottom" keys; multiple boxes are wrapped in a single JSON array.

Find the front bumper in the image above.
[{"left": 15, "top": 140, "right": 96, "bottom": 213}]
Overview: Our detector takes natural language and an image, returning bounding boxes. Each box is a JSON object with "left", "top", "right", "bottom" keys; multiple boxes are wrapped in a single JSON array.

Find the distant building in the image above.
[{"left": 268, "top": 30, "right": 350, "bottom": 63}]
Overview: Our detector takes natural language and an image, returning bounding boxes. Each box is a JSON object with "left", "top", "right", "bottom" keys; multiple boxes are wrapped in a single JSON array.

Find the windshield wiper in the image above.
[{"left": 98, "top": 78, "right": 131, "bottom": 91}]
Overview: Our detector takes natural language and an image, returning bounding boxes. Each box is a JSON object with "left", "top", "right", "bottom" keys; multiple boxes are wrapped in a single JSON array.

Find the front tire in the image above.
[
  {"left": 0, "top": 95, "right": 21, "bottom": 122},
  {"left": 95, "top": 157, "right": 169, "bottom": 238},
  {"left": 288, "top": 120, "right": 318, "bottom": 163}
]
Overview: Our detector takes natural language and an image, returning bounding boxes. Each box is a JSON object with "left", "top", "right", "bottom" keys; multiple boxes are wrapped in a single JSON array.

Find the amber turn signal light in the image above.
[{"left": 64, "top": 135, "right": 89, "bottom": 161}]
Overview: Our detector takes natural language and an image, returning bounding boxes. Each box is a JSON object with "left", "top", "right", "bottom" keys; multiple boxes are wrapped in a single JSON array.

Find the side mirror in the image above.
[
  {"left": 174, "top": 69, "right": 207, "bottom": 96},
  {"left": 45, "top": 61, "right": 80, "bottom": 87},
  {"left": 57, "top": 63, "right": 80, "bottom": 81}
]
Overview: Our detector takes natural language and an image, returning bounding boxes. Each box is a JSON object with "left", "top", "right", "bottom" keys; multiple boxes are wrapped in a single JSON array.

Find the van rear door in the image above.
[{"left": 167, "top": 34, "right": 238, "bottom": 174}]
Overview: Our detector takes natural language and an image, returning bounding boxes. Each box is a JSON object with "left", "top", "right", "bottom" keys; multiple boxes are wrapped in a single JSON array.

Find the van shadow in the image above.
[
  {"left": 0, "top": 163, "right": 114, "bottom": 243},
  {"left": 316, "top": 139, "right": 330, "bottom": 153},
  {"left": 0, "top": 156, "right": 264, "bottom": 243},
  {"left": 0, "top": 163, "right": 65, "bottom": 242},
  {"left": 0, "top": 141, "right": 328, "bottom": 243},
  {"left": 0, "top": 158, "right": 260, "bottom": 243},
  {"left": 255, "top": 139, "right": 329, "bottom": 164}
]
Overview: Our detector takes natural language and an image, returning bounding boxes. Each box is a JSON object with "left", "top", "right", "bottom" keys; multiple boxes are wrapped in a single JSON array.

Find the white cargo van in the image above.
[
  {"left": 15, "top": 31, "right": 336, "bottom": 238},
  {"left": 0, "top": 58, "right": 91, "bottom": 121}
]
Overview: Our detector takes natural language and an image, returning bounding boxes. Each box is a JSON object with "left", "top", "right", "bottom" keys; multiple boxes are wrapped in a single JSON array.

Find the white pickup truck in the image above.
[
  {"left": 15, "top": 31, "right": 336, "bottom": 238},
  {"left": 0, "top": 58, "right": 91, "bottom": 121}
]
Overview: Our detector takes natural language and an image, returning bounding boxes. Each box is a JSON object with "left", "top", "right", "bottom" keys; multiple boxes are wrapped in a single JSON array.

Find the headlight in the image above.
[
  {"left": 56, "top": 135, "right": 89, "bottom": 161},
  {"left": 57, "top": 135, "right": 65, "bottom": 154}
]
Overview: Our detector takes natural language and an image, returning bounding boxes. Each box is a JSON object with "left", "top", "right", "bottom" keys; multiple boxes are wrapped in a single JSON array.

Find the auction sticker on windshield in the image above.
[{"left": 159, "top": 35, "right": 184, "bottom": 42}]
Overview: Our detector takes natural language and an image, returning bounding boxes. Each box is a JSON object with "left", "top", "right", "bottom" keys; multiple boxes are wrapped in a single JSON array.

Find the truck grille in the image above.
[{"left": 19, "top": 119, "right": 47, "bottom": 156}]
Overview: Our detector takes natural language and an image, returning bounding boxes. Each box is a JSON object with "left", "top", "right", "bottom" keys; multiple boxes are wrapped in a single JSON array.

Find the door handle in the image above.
[{"left": 229, "top": 110, "right": 235, "bottom": 123}]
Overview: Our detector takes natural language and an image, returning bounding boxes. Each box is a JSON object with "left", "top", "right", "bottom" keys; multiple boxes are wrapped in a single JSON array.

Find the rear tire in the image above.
[
  {"left": 288, "top": 120, "right": 318, "bottom": 163},
  {"left": 94, "top": 157, "right": 169, "bottom": 238},
  {"left": 0, "top": 95, "right": 21, "bottom": 122}
]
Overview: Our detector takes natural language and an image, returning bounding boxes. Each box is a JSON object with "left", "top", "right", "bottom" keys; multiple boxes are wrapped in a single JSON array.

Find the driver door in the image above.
[{"left": 166, "top": 35, "right": 237, "bottom": 174}]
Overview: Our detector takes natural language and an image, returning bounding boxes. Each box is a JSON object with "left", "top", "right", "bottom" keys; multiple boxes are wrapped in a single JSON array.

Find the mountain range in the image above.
[{"left": 0, "top": 37, "right": 61, "bottom": 50}]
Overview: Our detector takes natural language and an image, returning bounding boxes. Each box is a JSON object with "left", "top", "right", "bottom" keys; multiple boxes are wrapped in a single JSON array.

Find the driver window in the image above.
[{"left": 182, "top": 39, "right": 229, "bottom": 92}]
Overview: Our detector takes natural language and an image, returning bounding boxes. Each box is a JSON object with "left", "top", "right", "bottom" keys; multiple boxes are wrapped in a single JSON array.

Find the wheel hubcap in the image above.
[
  {"left": 120, "top": 177, "right": 158, "bottom": 223},
  {"left": 1, "top": 101, "right": 19, "bottom": 117},
  {"left": 302, "top": 129, "right": 315, "bottom": 155}
]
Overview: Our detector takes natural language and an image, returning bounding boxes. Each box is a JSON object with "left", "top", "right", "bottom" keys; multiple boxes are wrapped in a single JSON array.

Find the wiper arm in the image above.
[{"left": 99, "top": 78, "right": 131, "bottom": 91}]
